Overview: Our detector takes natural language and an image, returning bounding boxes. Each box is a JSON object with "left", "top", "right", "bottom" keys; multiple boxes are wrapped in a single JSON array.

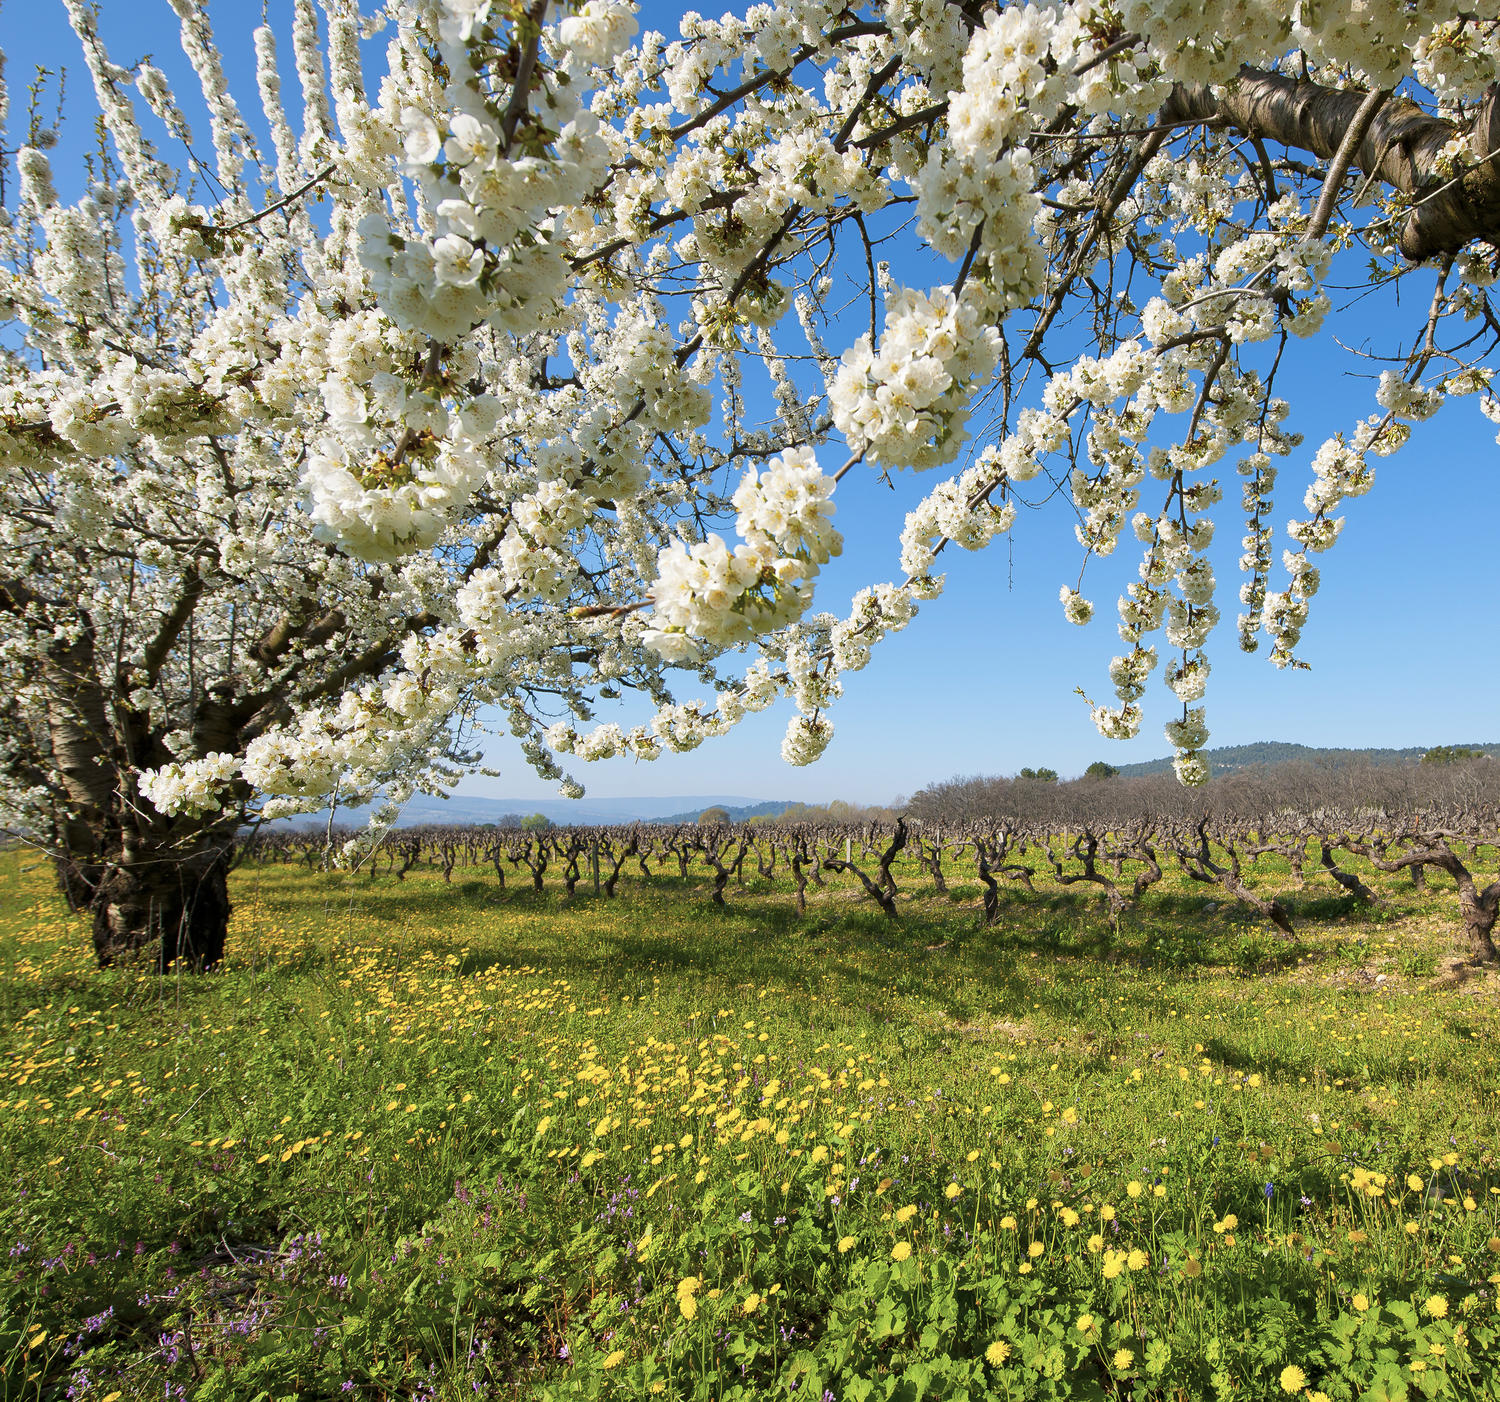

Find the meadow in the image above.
[{"left": 0, "top": 841, "right": 1497, "bottom": 1402}]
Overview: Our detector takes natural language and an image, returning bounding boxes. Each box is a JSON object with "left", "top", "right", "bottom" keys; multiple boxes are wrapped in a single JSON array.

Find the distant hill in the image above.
[
  {"left": 275, "top": 793, "right": 784, "bottom": 829},
  {"left": 1113, "top": 740, "right": 1499, "bottom": 779},
  {"left": 656, "top": 800, "right": 798, "bottom": 825}
]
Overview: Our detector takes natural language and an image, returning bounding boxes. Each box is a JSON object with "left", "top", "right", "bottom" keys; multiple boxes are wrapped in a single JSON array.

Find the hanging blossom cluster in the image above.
[
  {"left": 830, "top": 286, "right": 1004, "bottom": 469},
  {"left": 3, "top": 0, "right": 1497, "bottom": 883},
  {"left": 137, "top": 754, "right": 243, "bottom": 820},
  {"left": 642, "top": 446, "right": 842, "bottom": 660}
]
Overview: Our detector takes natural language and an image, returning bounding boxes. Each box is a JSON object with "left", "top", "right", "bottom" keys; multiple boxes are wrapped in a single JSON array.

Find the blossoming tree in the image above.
[{"left": 3, "top": 0, "right": 1498, "bottom": 966}]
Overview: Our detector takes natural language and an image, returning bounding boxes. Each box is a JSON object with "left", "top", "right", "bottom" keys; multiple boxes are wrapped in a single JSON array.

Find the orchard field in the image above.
[{"left": 1, "top": 836, "right": 1499, "bottom": 1402}]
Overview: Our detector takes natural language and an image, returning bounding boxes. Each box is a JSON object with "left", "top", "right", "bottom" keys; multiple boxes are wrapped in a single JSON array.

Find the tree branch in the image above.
[{"left": 1163, "top": 69, "right": 1500, "bottom": 258}]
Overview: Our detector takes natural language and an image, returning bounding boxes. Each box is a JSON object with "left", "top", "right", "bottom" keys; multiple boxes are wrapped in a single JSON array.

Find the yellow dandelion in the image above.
[
  {"left": 1126, "top": 1181, "right": 1143, "bottom": 1198},
  {"left": 1112, "top": 1348, "right": 1134, "bottom": 1370},
  {"left": 1102, "top": 1251, "right": 1125, "bottom": 1279},
  {"left": 1088, "top": 1233, "right": 1105, "bottom": 1253},
  {"left": 1183, "top": 1257, "right": 1203, "bottom": 1278},
  {"left": 838, "top": 1235, "right": 856, "bottom": 1253},
  {"left": 679, "top": 1294, "right": 698, "bottom": 1320},
  {"left": 985, "top": 1340, "right": 1011, "bottom": 1365},
  {"left": 1279, "top": 1364, "right": 1307, "bottom": 1393},
  {"left": 1027, "top": 1241, "right": 1044, "bottom": 1259},
  {"left": 743, "top": 1293, "right": 762, "bottom": 1315},
  {"left": 892, "top": 1241, "right": 912, "bottom": 1261},
  {"left": 1425, "top": 1295, "right": 1449, "bottom": 1318},
  {"left": 603, "top": 1349, "right": 626, "bottom": 1369},
  {"left": 1352, "top": 1293, "right": 1369, "bottom": 1312},
  {"left": 895, "top": 1203, "right": 918, "bottom": 1224},
  {"left": 1000, "top": 1215, "right": 1017, "bottom": 1230},
  {"left": 945, "top": 1183, "right": 961, "bottom": 1200},
  {"left": 1059, "top": 1207, "right": 1080, "bottom": 1227},
  {"left": 1076, "top": 1314, "right": 1096, "bottom": 1335}
]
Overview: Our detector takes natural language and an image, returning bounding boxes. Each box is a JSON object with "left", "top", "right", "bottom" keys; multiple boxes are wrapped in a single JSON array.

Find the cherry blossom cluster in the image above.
[
  {"left": 899, "top": 448, "right": 1017, "bottom": 586},
  {"left": 642, "top": 447, "right": 841, "bottom": 660},
  {"left": 830, "top": 286, "right": 1003, "bottom": 469}
]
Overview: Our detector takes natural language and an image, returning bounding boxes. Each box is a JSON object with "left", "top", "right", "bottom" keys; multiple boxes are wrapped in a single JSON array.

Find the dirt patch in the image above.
[
  {"left": 944, "top": 1016, "right": 1038, "bottom": 1042},
  {"left": 1433, "top": 956, "right": 1479, "bottom": 989}
]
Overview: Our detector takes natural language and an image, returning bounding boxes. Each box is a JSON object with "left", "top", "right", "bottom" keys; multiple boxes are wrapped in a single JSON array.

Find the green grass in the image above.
[{"left": 1, "top": 846, "right": 1498, "bottom": 1402}]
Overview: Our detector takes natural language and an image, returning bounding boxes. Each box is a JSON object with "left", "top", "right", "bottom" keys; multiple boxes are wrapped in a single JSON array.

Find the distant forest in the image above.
[
  {"left": 1112, "top": 740, "right": 1498, "bottom": 778},
  {"left": 907, "top": 743, "right": 1500, "bottom": 825}
]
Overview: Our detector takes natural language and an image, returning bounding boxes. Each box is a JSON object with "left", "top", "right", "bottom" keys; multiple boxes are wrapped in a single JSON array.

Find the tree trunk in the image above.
[
  {"left": 90, "top": 836, "right": 233, "bottom": 971},
  {"left": 1455, "top": 875, "right": 1500, "bottom": 964},
  {"left": 55, "top": 855, "right": 104, "bottom": 914}
]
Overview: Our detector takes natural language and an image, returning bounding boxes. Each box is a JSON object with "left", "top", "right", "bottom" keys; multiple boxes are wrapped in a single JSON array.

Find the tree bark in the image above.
[{"left": 90, "top": 833, "right": 234, "bottom": 971}]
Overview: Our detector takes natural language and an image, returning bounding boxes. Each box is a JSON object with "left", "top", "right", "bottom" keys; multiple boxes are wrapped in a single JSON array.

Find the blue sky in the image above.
[{"left": 7, "top": 2, "right": 1497, "bottom": 805}]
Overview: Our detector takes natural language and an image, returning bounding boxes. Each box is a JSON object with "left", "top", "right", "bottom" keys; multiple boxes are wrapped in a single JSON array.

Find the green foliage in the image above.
[
  {"left": 1018, "top": 768, "right": 1059, "bottom": 783},
  {"left": 697, "top": 806, "right": 731, "bottom": 826},
  {"left": 1084, "top": 762, "right": 1119, "bottom": 780},
  {"left": 521, "top": 812, "right": 553, "bottom": 831},
  {"left": 1397, "top": 950, "right": 1438, "bottom": 979},
  {"left": 1421, "top": 746, "right": 1489, "bottom": 766},
  {"left": 1, "top": 849, "right": 1498, "bottom": 1401}
]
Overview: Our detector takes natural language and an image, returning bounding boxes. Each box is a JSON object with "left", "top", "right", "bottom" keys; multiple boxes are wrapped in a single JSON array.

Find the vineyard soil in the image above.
[{"left": 2, "top": 843, "right": 1498, "bottom": 1401}]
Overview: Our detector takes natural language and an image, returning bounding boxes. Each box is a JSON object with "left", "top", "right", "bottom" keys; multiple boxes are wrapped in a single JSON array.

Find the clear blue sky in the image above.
[{"left": 8, "top": 2, "right": 1496, "bottom": 805}]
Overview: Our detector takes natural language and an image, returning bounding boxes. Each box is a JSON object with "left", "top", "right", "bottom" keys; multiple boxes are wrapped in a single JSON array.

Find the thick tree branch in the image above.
[
  {"left": 1163, "top": 69, "right": 1500, "bottom": 258},
  {"left": 141, "top": 563, "right": 204, "bottom": 688}
]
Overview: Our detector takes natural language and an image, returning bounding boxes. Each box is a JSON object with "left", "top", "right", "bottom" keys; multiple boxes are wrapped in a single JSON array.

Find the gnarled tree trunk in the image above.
[{"left": 80, "top": 830, "right": 235, "bottom": 971}]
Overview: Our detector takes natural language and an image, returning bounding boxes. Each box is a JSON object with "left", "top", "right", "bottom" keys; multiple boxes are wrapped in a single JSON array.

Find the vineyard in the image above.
[
  {"left": 249, "top": 786, "right": 1500, "bottom": 966},
  {"left": 5, "top": 788, "right": 1498, "bottom": 1402}
]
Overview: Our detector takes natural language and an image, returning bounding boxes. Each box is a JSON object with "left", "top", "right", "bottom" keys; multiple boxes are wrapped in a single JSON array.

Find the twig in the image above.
[{"left": 215, "top": 165, "right": 336, "bottom": 233}]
